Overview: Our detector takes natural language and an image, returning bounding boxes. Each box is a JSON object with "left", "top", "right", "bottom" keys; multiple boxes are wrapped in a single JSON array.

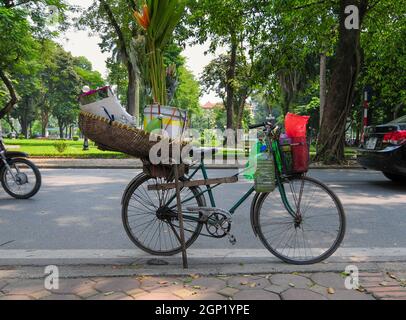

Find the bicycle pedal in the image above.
[{"left": 228, "top": 234, "right": 237, "bottom": 245}]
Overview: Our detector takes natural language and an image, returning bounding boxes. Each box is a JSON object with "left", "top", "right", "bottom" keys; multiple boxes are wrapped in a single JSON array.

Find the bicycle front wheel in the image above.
[{"left": 255, "top": 176, "right": 346, "bottom": 265}]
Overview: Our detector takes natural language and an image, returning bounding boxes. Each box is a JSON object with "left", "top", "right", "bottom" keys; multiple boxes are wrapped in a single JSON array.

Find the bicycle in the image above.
[{"left": 121, "top": 120, "right": 346, "bottom": 265}]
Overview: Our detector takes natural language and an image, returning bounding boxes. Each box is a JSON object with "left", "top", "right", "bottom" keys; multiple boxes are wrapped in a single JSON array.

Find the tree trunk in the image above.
[
  {"left": 100, "top": 0, "right": 140, "bottom": 122},
  {"left": 319, "top": 53, "right": 327, "bottom": 128},
  {"left": 316, "top": 0, "right": 368, "bottom": 164},
  {"left": 0, "top": 69, "right": 18, "bottom": 120},
  {"left": 225, "top": 40, "right": 238, "bottom": 129},
  {"left": 236, "top": 95, "right": 248, "bottom": 129},
  {"left": 127, "top": 66, "right": 138, "bottom": 117}
]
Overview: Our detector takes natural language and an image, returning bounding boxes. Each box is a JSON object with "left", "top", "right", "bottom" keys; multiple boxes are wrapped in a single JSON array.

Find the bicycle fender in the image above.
[
  {"left": 250, "top": 192, "right": 261, "bottom": 237},
  {"left": 5, "top": 151, "right": 29, "bottom": 159}
]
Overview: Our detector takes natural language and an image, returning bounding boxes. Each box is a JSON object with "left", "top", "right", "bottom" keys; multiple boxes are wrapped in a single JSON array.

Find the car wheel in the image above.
[{"left": 383, "top": 172, "right": 406, "bottom": 183}]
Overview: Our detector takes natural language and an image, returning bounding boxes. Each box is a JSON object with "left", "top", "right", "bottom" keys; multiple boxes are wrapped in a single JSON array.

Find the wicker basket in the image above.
[{"left": 78, "top": 112, "right": 188, "bottom": 178}]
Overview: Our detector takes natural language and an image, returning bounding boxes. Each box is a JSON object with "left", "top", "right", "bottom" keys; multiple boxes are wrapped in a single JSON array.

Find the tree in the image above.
[
  {"left": 79, "top": 0, "right": 143, "bottom": 123},
  {"left": 172, "top": 65, "right": 201, "bottom": 116},
  {"left": 48, "top": 48, "right": 82, "bottom": 138},
  {"left": 0, "top": 0, "right": 69, "bottom": 120},
  {"left": 186, "top": 0, "right": 248, "bottom": 129}
]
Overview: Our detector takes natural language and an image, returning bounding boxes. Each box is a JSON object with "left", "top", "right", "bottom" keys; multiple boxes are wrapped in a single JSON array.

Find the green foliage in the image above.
[
  {"left": 72, "top": 136, "right": 79, "bottom": 141},
  {"left": 53, "top": 139, "right": 69, "bottom": 153},
  {"left": 134, "top": 0, "right": 186, "bottom": 105},
  {"left": 172, "top": 66, "right": 201, "bottom": 115}
]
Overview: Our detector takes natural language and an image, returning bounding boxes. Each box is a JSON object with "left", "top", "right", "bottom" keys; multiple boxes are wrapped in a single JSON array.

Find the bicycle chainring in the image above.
[{"left": 205, "top": 212, "right": 232, "bottom": 238}]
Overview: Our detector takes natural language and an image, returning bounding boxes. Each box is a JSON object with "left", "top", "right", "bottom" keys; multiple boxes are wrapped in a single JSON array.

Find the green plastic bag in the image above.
[{"left": 244, "top": 141, "right": 266, "bottom": 180}]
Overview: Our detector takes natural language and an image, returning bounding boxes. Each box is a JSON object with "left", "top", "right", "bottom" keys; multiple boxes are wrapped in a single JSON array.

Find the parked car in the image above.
[{"left": 357, "top": 115, "right": 406, "bottom": 183}]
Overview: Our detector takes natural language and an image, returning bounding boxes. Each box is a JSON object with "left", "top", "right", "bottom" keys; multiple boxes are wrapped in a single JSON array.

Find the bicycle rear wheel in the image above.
[
  {"left": 255, "top": 176, "right": 346, "bottom": 265},
  {"left": 122, "top": 173, "right": 206, "bottom": 256}
]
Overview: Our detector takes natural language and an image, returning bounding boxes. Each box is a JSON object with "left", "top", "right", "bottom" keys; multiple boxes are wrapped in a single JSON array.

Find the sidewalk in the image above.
[
  {"left": 31, "top": 157, "right": 362, "bottom": 170},
  {"left": 1, "top": 271, "right": 405, "bottom": 300}
]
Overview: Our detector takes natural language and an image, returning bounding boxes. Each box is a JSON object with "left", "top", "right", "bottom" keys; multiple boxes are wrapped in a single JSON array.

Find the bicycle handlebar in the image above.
[{"left": 248, "top": 122, "right": 267, "bottom": 130}]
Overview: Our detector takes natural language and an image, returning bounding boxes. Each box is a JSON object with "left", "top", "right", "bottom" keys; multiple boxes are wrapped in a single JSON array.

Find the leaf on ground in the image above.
[
  {"left": 249, "top": 283, "right": 257, "bottom": 288},
  {"left": 327, "top": 288, "right": 335, "bottom": 295},
  {"left": 387, "top": 273, "right": 397, "bottom": 280},
  {"left": 289, "top": 283, "right": 295, "bottom": 287},
  {"left": 380, "top": 281, "right": 389, "bottom": 286},
  {"left": 104, "top": 291, "right": 115, "bottom": 296},
  {"left": 190, "top": 274, "right": 200, "bottom": 279},
  {"left": 240, "top": 281, "right": 249, "bottom": 286},
  {"left": 192, "top": 285, "right": 202, "bottom": 290},
  {"left": 292, "top": 272, "right": 300, "bottom": 276},
  {"left": 356, "top": 287, "right": 366, "bottom": 292},
  {"left": 158, "top": 281, "right": 169, "bottom": 285}
]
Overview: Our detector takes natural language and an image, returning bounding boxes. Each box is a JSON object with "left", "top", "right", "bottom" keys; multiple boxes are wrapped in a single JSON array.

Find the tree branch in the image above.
[
  {"left": 99, "top": 0, "right": 131, "bottom": 65},
  {"left": 0, "top": 69, "right": 19, "bottom": 119}
]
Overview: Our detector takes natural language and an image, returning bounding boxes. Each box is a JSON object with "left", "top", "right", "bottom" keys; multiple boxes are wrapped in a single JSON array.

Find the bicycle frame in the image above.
[{"left": 166, "top": 131, "right": 298, "bottom": 220}]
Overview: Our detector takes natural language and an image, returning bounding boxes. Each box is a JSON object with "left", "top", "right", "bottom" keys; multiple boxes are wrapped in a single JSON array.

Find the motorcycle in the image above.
[{"left": 0, "top": 136, "right": 41, "bottom": 199}]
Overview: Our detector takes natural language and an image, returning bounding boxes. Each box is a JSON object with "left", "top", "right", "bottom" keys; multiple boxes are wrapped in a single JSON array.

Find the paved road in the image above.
[{"left": 0, "top": 169, "right": 405, "bottom": 255}]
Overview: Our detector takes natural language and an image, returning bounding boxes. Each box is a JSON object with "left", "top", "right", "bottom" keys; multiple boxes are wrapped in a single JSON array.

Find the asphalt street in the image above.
[{"left": 0, "top": 168, "right": 405, "bottom": 257}]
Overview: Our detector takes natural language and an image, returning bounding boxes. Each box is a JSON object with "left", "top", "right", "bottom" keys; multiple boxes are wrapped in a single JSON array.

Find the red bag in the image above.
[
  {"left": 285, "top": 113, "right": 310, "bottom": 138},
  {"left": 285, "top": 113, "right": 310, "bottom": 173},
  {"left": 291, "top": 137, "right": 309, "bottom": 173}
]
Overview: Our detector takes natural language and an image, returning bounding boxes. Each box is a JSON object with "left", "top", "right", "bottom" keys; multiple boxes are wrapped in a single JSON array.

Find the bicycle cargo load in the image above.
[
  {"left": 144, "top": 105, "right": 188, "bottom": 139},
  {"left": 281, "top": 113, "right": 310, "bottom": 174},
  {"left": 79, "top": 86, "right": 136, "bottom": 127}
]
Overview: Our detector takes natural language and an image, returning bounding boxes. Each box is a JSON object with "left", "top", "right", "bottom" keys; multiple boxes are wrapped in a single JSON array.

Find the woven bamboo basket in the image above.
[{"left": 78, "top": 112, "right": 188, "bottom": 178}]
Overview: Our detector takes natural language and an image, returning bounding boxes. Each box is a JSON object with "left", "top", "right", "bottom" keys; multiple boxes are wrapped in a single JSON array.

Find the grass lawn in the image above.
[
  {"left": 3, "top": 139, "right": 358, "bottom": 159},
  {"left": 3, "top": 139, "right": 128, "bottom": 159}
]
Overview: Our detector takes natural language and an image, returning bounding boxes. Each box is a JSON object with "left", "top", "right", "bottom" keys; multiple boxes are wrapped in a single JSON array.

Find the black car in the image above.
[{"left": 358, "top": 115, "right": 406, "bottom": 183}]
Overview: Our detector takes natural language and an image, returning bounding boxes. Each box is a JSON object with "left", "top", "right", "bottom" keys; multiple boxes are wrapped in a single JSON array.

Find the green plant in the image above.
[
  {"left": 72, "top": 136, "right": 80, "bottom": 141},
  {"left": 133, "top": 0, "right": 186, "bottom": 105},
  {"left": 54, "top": 140, "right": 69, "bottom": 153},
  {"left": 18, "top": 134, "right": 25, "bottom": 140}
]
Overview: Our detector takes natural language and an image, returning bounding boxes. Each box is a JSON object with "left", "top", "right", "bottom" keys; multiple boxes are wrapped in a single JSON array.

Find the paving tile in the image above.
[
  {"left": 327, "top": 289, "right": 375, "bottom": 300},
  {"left": 366, "top": 286, "right": 405, "bottom": 293},
  {"left": 0, "top": 294, "right": 33, "bottom": 300},
  {"left": 90, "top": 292, "right": 133, "bottom": 300},
  {"left": 40, "top": 294, "right": 82, "bottom": 300},
  {"left": 2, "top": 279, "right": 45, "bottom": 295},
  {"left": 227, "top": 276, "right": 270, "bottom": 290},
  {"left": 0, "top": 280, "right": 7, "bottom": 291},
  {"left": 94, "top": 277, "right": 140, "bottom": 293},
  {"left": 187, "top": 293, "right": 228, "bottom": 301},
  {"left": 217, "top": 287, "right": 239, "bottom": 298},
  {"left": 311, "top": 273, "right": 347, "bottom": 290},
  {"left": 281, "top": 288, "right": 327, "bottom": 300},
  {"left": 50, "top": 278, "right": 95, "bottom": 295},
  {"left": 264, "top": 285, "right": 289, "bottom": 294},
  {"left": 76, "top": 288, "right": 100, "bottom": 299},
  {"left": 126, "top": 288, "right": 147, "bottom": 298},
  {"left": 372, "top": 291, "right": 406, "bottom": 299},
  {"left": 233, "top": 289, "right": 280, "bottom": 301},
  {"left": 189, "top": 278, "right": 227, "bottom": 292},
  {"left": 135, "top": 292, "right": 181, "bottom": 300},
  {"left": 270, "top": 274, "right": 312, "bottom": 289},
  {"left": 30, "top": 290, "right": 53, "bottom": 300},
  {"left": 140, "top": 277, "right": 178, "bottom": 291},
  {"left": 173, "top": 288, "right": 198, "bottom": 299}
]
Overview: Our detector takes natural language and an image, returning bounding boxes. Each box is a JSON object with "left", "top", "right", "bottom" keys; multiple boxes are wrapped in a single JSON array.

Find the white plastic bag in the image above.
[{"left": 79, "top": 86, "right": 136, "bottom": 127}]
